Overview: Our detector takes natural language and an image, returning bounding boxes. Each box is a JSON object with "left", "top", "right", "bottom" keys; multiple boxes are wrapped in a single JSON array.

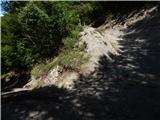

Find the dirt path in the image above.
[{"left": 2, "top": 9, "right": 160, "bottom": 120}]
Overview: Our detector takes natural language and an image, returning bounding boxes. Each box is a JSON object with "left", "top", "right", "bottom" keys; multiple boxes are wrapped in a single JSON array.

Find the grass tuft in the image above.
[{"left": 31, "top": 26, "right": 89, "bottom": 79}]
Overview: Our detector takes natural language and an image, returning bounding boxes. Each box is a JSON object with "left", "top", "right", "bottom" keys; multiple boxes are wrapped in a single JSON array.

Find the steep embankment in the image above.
[
  {"left": 20, "top": 16, "right": 123, "bottom": 90},
  {"left": 2, "top": 5, "right": 160, "bottom": 120}
]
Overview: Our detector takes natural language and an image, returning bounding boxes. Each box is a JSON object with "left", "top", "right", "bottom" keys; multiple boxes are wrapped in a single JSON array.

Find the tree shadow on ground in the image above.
[
  {"left": 2, "top": 86, "right": 82, "bottom": 120},
  {"left": 2, "top": 7, "right": 160, "bottom": 120},
  {"left": 2, "top": 72, "right": 31, "bottom": 92}
]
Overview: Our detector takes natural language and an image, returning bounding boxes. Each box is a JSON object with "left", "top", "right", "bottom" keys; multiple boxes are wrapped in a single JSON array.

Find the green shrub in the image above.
[
  {"left": 1, "top": 1, "right": 98, "bottom": 82},
  {"left": 63, "top": 26, "right": 82, "bottom": 49}
]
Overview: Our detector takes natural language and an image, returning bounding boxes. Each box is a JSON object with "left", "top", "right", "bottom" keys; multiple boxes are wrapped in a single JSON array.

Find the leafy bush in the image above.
[{"left": 1, "top": 1, "right": 100, "bottom": 83}]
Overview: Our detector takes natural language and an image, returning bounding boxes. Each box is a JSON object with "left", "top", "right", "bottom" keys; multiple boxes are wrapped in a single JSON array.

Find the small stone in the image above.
[
  {"left": 29, "top": 111, "right": 38, "bottom": 117},
  {"left": 75, "top": 103, "right": 81, "bottom": 107},
  {"left": 141, "top": 81, "right": 148, "bottom": 84},
  {"left": 86, "top": 112, "right": 94, "bottom": 117}
]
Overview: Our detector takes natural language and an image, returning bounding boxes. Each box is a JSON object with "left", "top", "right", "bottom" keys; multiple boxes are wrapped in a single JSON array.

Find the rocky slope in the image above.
[{"left": 22, "top": 16, "right": 123, "bottom": 90}]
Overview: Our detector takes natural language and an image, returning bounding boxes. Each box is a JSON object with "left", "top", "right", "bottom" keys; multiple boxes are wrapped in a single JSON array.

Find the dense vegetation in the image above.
[{"left": 1, "top": 1, "right": 103, "bottom": 88}]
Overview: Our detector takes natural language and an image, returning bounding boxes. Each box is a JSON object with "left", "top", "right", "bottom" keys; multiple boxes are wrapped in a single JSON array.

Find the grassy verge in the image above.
[{"left": 31, "top": 27, "right": 89, "bottom": 79}]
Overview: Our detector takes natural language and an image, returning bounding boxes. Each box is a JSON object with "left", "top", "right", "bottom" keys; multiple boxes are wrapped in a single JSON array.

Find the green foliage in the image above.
[
  {"left": 17, "top": 2, "right": 52, "bottom": 58},
  {"left": 63, "top": 26, "right": 82, "bottom": 49},
  {"left": 57, "top": 48, "right": 88, "bottom": 69},
  {"left": 1, "top": 71, "right": 15, "bottom": 82},
  {"left": 31, "top": 43, "right": 89, "bottom": 79},
  {"left": 1, "top": 1, "right": 100, "bottom": 82}
]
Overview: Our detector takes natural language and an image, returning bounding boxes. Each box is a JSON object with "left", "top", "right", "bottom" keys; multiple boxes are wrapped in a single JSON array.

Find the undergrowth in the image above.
[{"left": 31, "top": 27, "right": 89, "bottom": 79}]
